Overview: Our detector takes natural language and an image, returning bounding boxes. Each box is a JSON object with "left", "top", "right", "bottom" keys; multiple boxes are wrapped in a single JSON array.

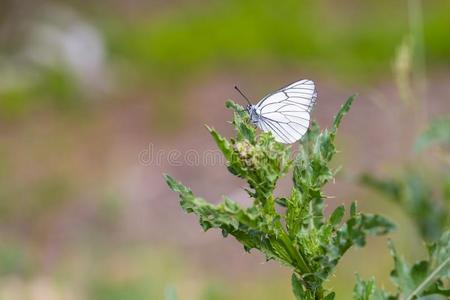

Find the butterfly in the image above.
[{"left": 235, "top": 79, "right": 317, "bottom": 144}]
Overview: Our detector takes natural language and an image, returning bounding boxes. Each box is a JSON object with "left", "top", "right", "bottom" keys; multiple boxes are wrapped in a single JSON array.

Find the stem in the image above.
[
  {"left": 279, "top": 232, "right": 311, "bottom": 273},
  {"left": 292, "top": 272, "right": 325, "bottom": 300},
  {"left": 315, "top": 286, "right": 324, "bottom": 300},
  {"left": 406, "top": 256, "right": 450, "bottom": 300}
]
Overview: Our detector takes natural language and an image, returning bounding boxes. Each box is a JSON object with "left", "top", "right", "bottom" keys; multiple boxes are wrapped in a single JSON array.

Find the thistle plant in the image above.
[
  {"left": 352, "top": 31, "right": 450, "bottom": 300},
  {"left": 164, "top": 96, "right": 399, "bottom": 299},
  {"left": 355, "top": 117, "right": 450, "bottom": 299},
  {"left": 354, "top": 231, "right": 449, "bottom": 300}
]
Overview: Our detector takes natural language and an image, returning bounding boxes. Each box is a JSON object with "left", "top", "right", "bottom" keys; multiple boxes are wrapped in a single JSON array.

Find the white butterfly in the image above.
[{"left": 236, "top": 79, "right": 317, "bottom": 144}]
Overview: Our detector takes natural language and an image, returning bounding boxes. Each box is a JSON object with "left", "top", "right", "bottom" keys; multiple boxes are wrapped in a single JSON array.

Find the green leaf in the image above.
[
  {"left": 328, "top": 212, "right": 395, "bottom": 262},
  {"left": 353, "top": 275, "right": 376, "bottom": 300},
  {"left": 164, "top": 174, "right": 193, "bottom": 196},
  {"left": 329, "top": 205, "right": 345, "bottom": 226},
  {"left": 291, "top": 273, "right": 316, "bottom": 300},
  {"left": 353, "top": 275, "right": 396, "bottom": 300},
  {"left": 389, "top": 230, "right": 450, "bottom": 299},
  {"left": 275, "top": 197, "right": 288, "bottom": 207},
  {"left": 332, "top": 95, "right": 356, "bottom": 132},
  {"left": 207, "top": 126, "right": 233, "bottom": 160},
  {"left": 226, "top": 101, "right": 256, "bottom": 143},
  {"left": 389, "top": 242, "right": 415, "bottom": 296},
  {"left": 291, "top": 274, "right": 305, "bottom": 300},
  {"left": 225, "top": 100, "right": 247, "bottom": 118},
  {"left": 350, "top": 201, "right": 357, "bottom": 217}
]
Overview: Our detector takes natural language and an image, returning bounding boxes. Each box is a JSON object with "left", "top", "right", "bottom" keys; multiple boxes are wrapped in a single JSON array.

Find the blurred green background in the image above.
[{"left": 0, "top": 0, "right": 448, "bottom": 299}]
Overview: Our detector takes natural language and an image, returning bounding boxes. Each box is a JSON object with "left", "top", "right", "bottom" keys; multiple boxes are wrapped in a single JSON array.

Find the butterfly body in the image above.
[
  {"left": 246, "top": 105, "right": 261, "bottom": 124},
  {"left": 244, "top": 79, "right": 317, "bottom": 144}
]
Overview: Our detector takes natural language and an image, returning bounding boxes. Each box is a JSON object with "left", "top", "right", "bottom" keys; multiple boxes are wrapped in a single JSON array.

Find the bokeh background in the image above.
[{"left": 0, "top": 0, "right": 449, "bottom": 299}]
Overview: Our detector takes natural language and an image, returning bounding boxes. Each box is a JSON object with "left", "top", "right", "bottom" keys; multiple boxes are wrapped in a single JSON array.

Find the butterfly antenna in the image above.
[{"left": 234, "top": 86, "right": 252, "bottom": 105}]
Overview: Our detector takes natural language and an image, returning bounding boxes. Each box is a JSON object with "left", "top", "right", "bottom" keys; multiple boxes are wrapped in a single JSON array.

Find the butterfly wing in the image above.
[{"left": 254, "top": 79, "right": 317, "bottom": 144}]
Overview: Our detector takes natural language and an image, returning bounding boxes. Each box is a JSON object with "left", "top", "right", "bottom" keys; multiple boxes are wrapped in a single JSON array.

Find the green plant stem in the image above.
[
  {"left": 279, "top": 232, "right": 311, "bottom": 274},
  {"left": 406, "top": 256, "right": 450, "bottom": 300}
]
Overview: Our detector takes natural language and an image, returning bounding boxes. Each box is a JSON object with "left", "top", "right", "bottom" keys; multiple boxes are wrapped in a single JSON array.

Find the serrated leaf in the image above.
[
  {"left": 164, "top": 174, "right": 193, "bottom": 196},
  {"left": 353, "top": 275, "right": 376, "bottom": 300},
  {"left": 207, "top": 126, "right": 233, "bottom": 160},
  {"left": 329, "top": 212, "right": 395, "bottom": 262},
  {"left": 329, "top": 205, "right": 345, "bottom": 226},
  {"left": 360, "top": 214, "right": 396, "bottom": 235},
  {"left": 226, "top": 99, "right": 247, "bottom": 118},
  {"left": 332, "top": 95, "right": 356, "bottom": 132},
  {"left": 353, "top": 275, "right": 396, "bottom": 300},
  {"left": 388, "top": 231, "right": 450, "bottom": 299}
]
